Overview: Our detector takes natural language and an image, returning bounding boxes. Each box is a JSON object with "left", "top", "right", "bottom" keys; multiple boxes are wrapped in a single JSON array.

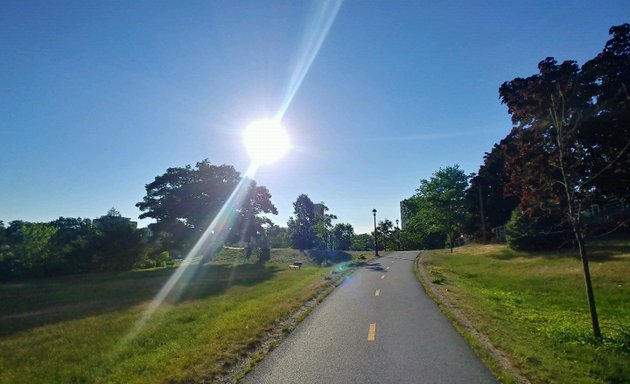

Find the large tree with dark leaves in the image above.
[
  {"left": 498, "top": 24, "right": 630, "bottom": 338},
  {"left": 466, "top": 133, "right": 520, "bottom": 240},
  {"left": 136, "top": 160, "right": 277, "bottom": 249}
]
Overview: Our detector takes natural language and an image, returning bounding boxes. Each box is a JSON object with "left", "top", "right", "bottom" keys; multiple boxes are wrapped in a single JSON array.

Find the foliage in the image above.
[
  {"left": 313, "top": 202, "right": 337, "bottom": 251},
  {"left": 0, "top": 210, "right": 148, "bottom": 281},
  {"left": 465, "top": 24, "right": 630, "bottom": 249},
  {"left": 332, "top": 223, "right": 354, "bottom": 250},
  {"left": 465, "top": 135, "right": 520, "bottom": 240},
  {"left": 407, "top": 165, "right": 469, "bottom": 252},
  {"left": 265, "top": 224, "right": 291, "bottom": 248},
  {"left": 350, "top": 233, "right": 374, "bottom": 251},
  {"left": 399, "top": 230, "right": 424, "bottom": 250},
  {"left": 498, "top": 24, "right": 630, "bottom": 337},
  {"left": 375, "top": 219, "right": 396, "bottom": 251},
  {"left": 287, "top": 194, "right": 317, "bottom": 250},
  {"left": 136, "top": 159, "right": 277, "bottom": 255},
  {"left": 505, "top": 209, "right": 571, "bottom": 251}
]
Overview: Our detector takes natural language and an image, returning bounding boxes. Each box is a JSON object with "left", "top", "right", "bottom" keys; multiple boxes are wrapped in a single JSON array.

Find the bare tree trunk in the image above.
[
  {"left": 573, "top": 223, "right": 602, "bottom": 338},
  {"left": 550, "top": 90, "right": 602, "bottom": 339}
]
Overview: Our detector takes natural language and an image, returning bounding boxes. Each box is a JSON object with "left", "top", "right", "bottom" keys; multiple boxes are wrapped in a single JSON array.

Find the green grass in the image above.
[
  {"left": 421, "top": 239, "right": 630, "bottom": 384},
  {"left": 0, "top": 249, "right": 335, "bottom": 383}
]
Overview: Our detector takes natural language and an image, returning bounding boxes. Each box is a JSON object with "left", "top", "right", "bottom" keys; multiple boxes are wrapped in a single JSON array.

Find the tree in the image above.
[
  {"left": 350, "top": 233, "right": 373, "bottom": 251},
  {"left": 332, "top": 223, "right": 354, "bottom": 250},
  {"left": 498, "top": 24, "right": 630, "bottom": 338},
  {"left": 91, "top": 209, "right": 143, "bottom": 271},
  {"left": 408, "top": 166, "right": 469, "bottom": 252},
  {"left": 465, "top": 135, "right": 520, "bottom": 240},
  {"left": 375, "top": 219, "right": 396, "bottom": 251},
  {"left": 136, "top": 159, "right": 277, "bottom": 255},
  {"left": 49, "top": 217, "right": 95, "bottom": 273},
  {"left": 14, "top": 223, "right": 57, "bottom": 277},
  {"left": 287, "top": 194, "right": 317, "bottom": 250},
  {"left": 265, "top": 224, "right": 291, "bottom": 248},
  {"left": 313, "top": 202, "right": 337, "bottom": 254}
]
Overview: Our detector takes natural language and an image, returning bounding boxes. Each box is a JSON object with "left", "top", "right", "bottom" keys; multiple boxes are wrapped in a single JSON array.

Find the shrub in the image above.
[{"left": 506, "top": 209, "right": 571, "bottom": 250}]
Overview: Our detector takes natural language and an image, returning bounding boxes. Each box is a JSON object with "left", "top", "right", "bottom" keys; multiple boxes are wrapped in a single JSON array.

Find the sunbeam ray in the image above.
[
  {"left": 113, "top": 0, "right": 344, "bottom": 358},
  {"left": 275, "top": 0, "right": 344, "bottom": 120},
  {"left": 117, "top": 163, "right": 259, "bottom": 347}
]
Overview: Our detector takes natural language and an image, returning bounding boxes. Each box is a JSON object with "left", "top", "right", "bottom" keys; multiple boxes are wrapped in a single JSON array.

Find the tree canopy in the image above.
[
  {"left": 136, "top": 159, "right": 277, "bottom": 240},
  {"left": 407, "top": 165, "right": 469, "bottom": 252}
]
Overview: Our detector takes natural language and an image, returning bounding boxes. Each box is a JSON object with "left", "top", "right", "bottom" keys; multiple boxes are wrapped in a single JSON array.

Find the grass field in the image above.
[
  {"left": 421, "top": 239, "right": 630, "bottom": 384},
  {"left": 0, "top": 248, "right": 363, "bottom": 383}
]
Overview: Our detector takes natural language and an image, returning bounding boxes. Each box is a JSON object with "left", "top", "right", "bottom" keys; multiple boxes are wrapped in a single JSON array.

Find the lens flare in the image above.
[{"left": 113, "top": 0, "right": 344, "bottom": 360}]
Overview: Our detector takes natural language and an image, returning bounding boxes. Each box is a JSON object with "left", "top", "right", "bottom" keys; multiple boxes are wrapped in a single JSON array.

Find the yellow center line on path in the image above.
[
  {"left": 368, "top": 323, "right": 377, "bottom": 341},
  {"left": 381, "top": 275, "right": 385, "bottom": 279},
  {"left": 375, "top": 289, "right": 380, "bottom": 296}
]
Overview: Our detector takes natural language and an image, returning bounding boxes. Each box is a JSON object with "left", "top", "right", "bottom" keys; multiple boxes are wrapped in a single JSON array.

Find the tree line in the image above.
[
  {"left": 0, "top": 161, "right": 377, "bottom": 281},
  {"left": 401, "top": 24, "right": 629, "bottom": 254},
  {"left": 0, "top": 209, "right": 153, "bottom": 280},
  {"left": 400, "top": 24, "right": 629, "bottom": 339}
]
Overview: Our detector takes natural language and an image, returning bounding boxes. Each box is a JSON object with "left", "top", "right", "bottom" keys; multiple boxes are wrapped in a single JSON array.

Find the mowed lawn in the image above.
[
  {"left": 421, "top": 239, "right": 630, "bottom": 384},
  {"left": 0, "top": 251, "right": 335, "bottom": 383}
]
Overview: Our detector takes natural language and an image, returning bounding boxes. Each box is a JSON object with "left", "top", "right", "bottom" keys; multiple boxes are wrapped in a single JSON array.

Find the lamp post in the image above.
[
  {"left": 396, "top": 219, "right": 401, "bottom": 251},
  {"left": 372, "top": 209, "right": 379, "bottom": 257}
]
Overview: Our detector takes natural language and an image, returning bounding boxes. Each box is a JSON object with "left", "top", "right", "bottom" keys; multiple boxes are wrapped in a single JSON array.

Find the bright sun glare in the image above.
[{"left": 243, "top": 118, "right": 291, "bottom": 165}]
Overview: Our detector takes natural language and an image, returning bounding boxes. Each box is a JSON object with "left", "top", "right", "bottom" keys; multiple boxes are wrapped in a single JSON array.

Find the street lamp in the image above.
[
  {"left": 372, "top": 209, "right": 379, "bottom": 257},
  {"left": 396, "top": 219, "right": 401, "bottom": 251}
]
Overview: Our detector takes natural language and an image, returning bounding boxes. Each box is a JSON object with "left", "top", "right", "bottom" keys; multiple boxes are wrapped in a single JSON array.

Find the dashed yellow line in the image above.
[
  {"left": 368, "top": 323, "right": 377, "bottom": 341},
  {"left": 375, "top": 289, "right": 380, "bottom": 296}
]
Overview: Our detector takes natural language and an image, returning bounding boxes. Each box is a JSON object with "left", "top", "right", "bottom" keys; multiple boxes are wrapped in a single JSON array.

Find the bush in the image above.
[{"left": 506, "top": 209, "right": 571, "bottom": 251}]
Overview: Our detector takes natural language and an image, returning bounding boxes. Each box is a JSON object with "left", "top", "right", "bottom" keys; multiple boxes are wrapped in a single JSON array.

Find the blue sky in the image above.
[{"left": 1, "top": 1, "right": 628, "bottom": 234}]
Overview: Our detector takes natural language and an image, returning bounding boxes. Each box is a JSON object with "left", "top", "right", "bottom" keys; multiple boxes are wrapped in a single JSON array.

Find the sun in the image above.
[{"left": 243, "top": 118, "right": 291, "bottom": 165}]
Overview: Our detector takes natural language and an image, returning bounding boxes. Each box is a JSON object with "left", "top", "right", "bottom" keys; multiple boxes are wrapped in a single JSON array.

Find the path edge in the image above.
[
  {"left": 212, "top": 265, "right": 356, "bottom": 384},
  {"left": 413, "top": 252, "right": 531, "bottom": 384}
]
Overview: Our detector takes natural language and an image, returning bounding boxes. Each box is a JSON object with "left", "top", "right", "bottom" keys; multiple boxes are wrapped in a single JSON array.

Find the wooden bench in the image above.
[{"left": 289, "top": 261, "right": 303, "bottom": 270}]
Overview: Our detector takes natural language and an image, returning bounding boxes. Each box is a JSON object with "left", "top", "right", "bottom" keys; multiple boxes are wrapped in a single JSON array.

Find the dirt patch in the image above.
[{"left": 415, "top": 253, "right": 531, "bottom": 384}]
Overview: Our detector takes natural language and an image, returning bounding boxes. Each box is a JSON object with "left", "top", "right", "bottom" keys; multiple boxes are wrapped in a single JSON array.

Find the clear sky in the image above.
[{"left": 1, "top": 1, "right": 628, "bottom": 234}]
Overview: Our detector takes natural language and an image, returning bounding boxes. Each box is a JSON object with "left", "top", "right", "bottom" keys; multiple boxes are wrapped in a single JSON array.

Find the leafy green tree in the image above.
[
  {"left": 137, "top": 159, "right": 277, "bottom": 255},
  {"left": 350, "top": 233, "right": 374, "bottom": 251},
  {"left": 49, "top": 217, "right": 95, "bottom": 273},
  {"left": 287, "top": 194, "right": 316, "bottom": 250},
  {"left": 313, "top": 203, "right": 337, "bottom": 253},
  {"left": 265, "top": 224, "right": 291, "bottom": 248},
  {"left": 375, "top": 219, "right": 396, "bottom": 251},
  {"left": 399, "top": 230, "right": 424, "bottom": 251},
  {"left": 408, "top": 165, "right": 469, "bottom": 252},
  {"left": 14, "top": 223, "right": 58, "bottom": 277},
  {"left": 332, "top": 223, "right": 354, "bottom": 250}
]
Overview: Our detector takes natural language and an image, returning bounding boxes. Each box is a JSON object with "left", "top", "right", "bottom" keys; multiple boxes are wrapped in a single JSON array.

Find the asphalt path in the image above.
[{"left": 241, "top": 251, "right": 497, "bottom": 383}]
